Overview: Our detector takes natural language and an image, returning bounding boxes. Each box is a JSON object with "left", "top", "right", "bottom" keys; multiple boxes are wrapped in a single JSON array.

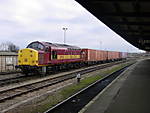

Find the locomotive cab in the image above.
[{"left": 27, "top": 42, "right": 45, "bottom": 51}]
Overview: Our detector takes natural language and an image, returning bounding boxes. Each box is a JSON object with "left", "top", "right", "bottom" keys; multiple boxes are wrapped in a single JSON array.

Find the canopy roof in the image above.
[{"left": 76, "top": 0, "right": 150, "bottom": 51}]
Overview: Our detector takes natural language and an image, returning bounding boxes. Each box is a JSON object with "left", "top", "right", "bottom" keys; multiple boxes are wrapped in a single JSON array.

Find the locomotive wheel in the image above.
[{"left": 40, "top": 66, "right": 47, "bottom": 76}]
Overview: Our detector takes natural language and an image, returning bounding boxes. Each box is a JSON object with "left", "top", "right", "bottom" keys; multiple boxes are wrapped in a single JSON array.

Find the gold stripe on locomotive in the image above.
[{"left": 57, "top": 55, "right": 80, "bottom": 60}]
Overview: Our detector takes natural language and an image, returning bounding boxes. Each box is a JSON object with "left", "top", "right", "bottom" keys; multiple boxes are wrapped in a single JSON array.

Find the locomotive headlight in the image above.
[{"left": 24, "top": 59, "right": 28, "bottom": 62}]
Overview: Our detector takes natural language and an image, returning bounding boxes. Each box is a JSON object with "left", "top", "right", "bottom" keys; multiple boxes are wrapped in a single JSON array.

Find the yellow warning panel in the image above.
[{"left": 18, "top": 48, "right": 38, "bottom": 66}]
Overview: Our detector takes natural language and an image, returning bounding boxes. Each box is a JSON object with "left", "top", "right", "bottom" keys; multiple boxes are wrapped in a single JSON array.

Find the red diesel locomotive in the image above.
[{"left": 17, "top": 41, "right": 83, "bottom": 74}]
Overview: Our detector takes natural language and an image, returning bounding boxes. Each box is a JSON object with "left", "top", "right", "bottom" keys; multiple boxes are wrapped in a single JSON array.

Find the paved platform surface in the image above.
[{"left": 80, "top": 59, "right": 150, "bottom": 113}]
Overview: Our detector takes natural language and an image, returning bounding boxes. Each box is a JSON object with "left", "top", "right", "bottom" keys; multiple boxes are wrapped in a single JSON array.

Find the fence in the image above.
[{"left": 0, "top": 52, "right": 18, "bottom": 73}]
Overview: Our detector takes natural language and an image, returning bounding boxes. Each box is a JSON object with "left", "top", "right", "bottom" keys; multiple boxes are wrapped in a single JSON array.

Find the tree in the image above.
[
  {"left": 0, "top": 41, "right": 19, "bottom": 52},
  {"left": 0, "top": 42, "right": 8, "bottom": 51},
  {"left": 8, "top": 42, "right": 19, "bottom": 52}
]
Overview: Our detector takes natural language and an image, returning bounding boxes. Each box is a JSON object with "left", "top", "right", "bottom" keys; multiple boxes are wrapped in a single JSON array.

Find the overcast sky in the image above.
[{"left": 0, "top": 0, "right": 144, "bottom": 52}]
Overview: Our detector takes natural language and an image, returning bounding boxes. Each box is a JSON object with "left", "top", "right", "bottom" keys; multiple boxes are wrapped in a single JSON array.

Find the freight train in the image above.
[{"left": 16, "top": 41, "right": 127, "bottom": 75}]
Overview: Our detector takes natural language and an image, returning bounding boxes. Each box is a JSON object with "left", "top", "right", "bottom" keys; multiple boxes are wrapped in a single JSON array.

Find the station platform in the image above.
[{"left": 79, "top": 59, "right": 150, "bottom": 113}]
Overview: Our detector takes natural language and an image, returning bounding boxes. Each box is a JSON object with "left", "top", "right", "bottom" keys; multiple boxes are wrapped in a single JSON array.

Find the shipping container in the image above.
[
  {"left": 107, "top": 51, "right": 120, "bottom": 60},
  {"left": 82, "top": 49, "right": 108, "bottom": 62}
]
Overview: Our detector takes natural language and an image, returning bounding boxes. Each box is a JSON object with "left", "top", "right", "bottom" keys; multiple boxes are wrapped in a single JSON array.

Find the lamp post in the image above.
[{"left": 62, "top": 27, "right": 68, "bottom": 44}]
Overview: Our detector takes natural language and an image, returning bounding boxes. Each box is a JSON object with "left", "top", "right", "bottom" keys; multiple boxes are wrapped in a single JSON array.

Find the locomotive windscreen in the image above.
[{"left": 27, "top": 42, "right": 44, "bottom": 51}]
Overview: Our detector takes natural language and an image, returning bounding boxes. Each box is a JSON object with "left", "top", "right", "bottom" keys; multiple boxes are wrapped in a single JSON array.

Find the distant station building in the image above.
[{"left": 0, "top": 52, "right": 18, "bottom": 72}]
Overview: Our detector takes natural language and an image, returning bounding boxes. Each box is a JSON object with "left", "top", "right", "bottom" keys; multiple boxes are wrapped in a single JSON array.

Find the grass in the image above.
[
  {"left": 30, "top": 75, "right": 103, "bottom": 113},
  {"left": 22, "top": 62, "right": 133, "bottom": 113},
  {"left": 60, "top": 75, "right": 102, "bottom": 98}
]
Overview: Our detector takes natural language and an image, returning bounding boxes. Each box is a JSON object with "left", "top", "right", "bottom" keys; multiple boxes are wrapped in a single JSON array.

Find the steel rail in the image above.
[
  {"left": 0, "top": 60, "right": 131, "bottom": 103},
  {"left": 0, "top": 74, "right": 26, "bottom": 85}
]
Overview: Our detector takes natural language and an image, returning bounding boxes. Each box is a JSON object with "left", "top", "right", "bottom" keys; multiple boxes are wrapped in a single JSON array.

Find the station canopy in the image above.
[{"left": 76, "top": 0, "right": 150, "bottom": 51}]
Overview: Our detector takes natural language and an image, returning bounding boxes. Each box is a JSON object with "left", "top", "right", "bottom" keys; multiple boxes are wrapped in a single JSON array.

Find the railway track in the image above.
[
  {"left": 0, "top": 73, "right": 37, "bottom": 86},
  {"left": 0, "top": 60, "right": 129, "bottom": 103},
  {"left": 0, "top": 61, "right": 127, "bottom": 86},
  {"left": 0, "top": 74, "right": 26, "bottom": 85},
  {"left": 0, "top": 71, "right": 20, "bottom": 75},
  {"left": 0, "top": 60, "right": 128, "bottom": 86},
  {"left": 44, "top": 64, "right": 131, "bottom": 113},
  {"left": 0, "top": 74, "right": 74, "bottom": 102}
]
